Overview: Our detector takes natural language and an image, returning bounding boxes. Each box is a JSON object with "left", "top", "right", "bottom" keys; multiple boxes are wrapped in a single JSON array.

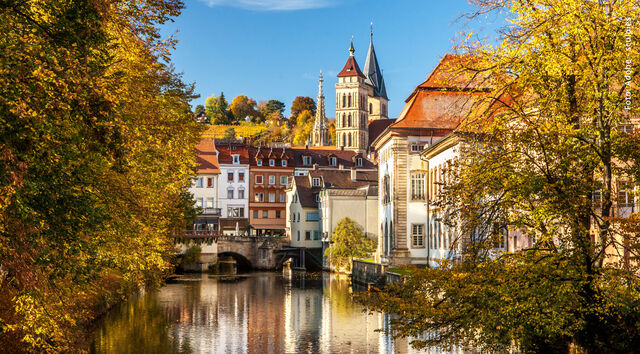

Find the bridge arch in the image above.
[{"left": 218, "top": 252, "right": 252, "bottom": 270}]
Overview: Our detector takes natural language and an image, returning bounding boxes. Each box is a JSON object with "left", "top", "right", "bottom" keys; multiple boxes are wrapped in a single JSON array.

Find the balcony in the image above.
[{"left": 201, "top": 208, "right": 222, "bottom": 216}]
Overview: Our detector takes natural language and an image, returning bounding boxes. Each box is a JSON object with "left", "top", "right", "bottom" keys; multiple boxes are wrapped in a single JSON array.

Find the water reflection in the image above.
[{"left": 91, "top": 272, "right": 435, "bottom": 353}]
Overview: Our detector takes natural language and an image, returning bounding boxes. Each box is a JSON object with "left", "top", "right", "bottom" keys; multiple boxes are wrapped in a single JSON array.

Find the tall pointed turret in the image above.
[
  {"left": 364, "top": 27, "right": 387, "bottom": 99},
  {"left": 311, "top": 70, "right": 330, "bottom": 147},
  {"left": 363, "top": 24, "right": 389, "bottom": 121}
]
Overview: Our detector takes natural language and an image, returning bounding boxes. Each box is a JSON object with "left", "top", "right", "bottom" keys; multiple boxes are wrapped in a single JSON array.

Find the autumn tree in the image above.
[
  {"left": 0, "top": 0, "right": 202, "bottom": 351},
  {"left": 194, "top": 104, "right": 205, "bottom": 115},
  {"left": 259, "top": 99, "right": 285, "bottom": 119},
  {"left": 230, "top": 94, "right": 260, "bottom": 124},
  {"left": 205, "top": 92, "right": 231, "bottom": 124},
  {"left": 361, "top": 0, "right": 640, "bottom": 352},
  {"left": 292, "top": 110, "right": 314, "bottom": 146},
  {"left": 325, "top": 218, "right": 376, "bottom": 272},
  {"left": 289, "top": 96, "right": 316, "bottom": 127}
]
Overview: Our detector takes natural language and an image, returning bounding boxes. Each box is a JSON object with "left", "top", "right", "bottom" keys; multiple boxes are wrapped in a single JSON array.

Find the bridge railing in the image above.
[{"left": 175, "top": 230, "right": 285, "bottom": 243}]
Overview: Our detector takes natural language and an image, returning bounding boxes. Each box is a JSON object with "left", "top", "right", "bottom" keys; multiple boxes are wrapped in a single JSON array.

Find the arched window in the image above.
[
  {"left": 348, "top": 94, "right": 352, "bottom": 107},
  {"left": 342, "top": 113, "right": 346, "bottom": 127},
  {"left": 369, "top": 102, "right": 373, "bottom": 114},
  {"left": 383, "top": 223, "right": 388, "bottom": 255},
  {"left": 342, "top": 133, "right": 346, "bottom": 147},
  {"left": 390, "top": 221, "right": 393, "bottom": 250},
  {"left": 348, "top": 113, "right": 352, "bottom": 127},
  {"left": 348, "top": 133, "right": 352, "bottom": 147},
  {"left": 342, "top": 94, "right": 346, "bottom": 108}
]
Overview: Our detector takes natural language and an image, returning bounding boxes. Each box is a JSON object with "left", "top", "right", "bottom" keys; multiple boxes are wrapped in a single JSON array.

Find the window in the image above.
[
  {"left": 269, "top": 193, "right": 275, "bottom": 203},
  {"left": 206, "top": 197, "right": 214, "bottom": 208},
  {"left": 280, "top": 176, "right": 288, "bottom": 185},
  {"left": 297, "top": 212, "right": 300, "bottom": 221},
  {"left": 369, "top": 102, "right": 372, "bottom": 114},
  {"left": 232, "top": 154, "right": 240, "bottom": 164},
  {"left": 592, "top": 190, "right": 602, "bottom": 204},
  {"left": 356, "top": 158, "right": 363, "bottom": 167},
  {"left": 269, "top": 159, "right": 275, "bottom": 166},
  {"left": 269, "top": 175, "right": 275, "bottom": 185},
  {"left": 227, "top": 172, "right": 234, "bottom": 182},
  {"left": 280, "top": 193, "right": 286, "bottom": 203},
  {"left": 412, "top": 224, "right": 425, "bottom": 247},
  {"left": 306, "top": 212, "right": 319, "bottom": 221},
  {"left": 196, "top": 198, "right": 204, "bottom": 208},
  {"left": 257, "top": 159, "right": 263, "bottom": 166},
  {"left": 329, "top": 157, "right": 337, "bottom": 166},
  {"left": 253, "top": 210, "right": 258, "bottom": 218},
  {"left": 227, "top": 188, "right": 234, "bottom": 199},
  {"left": 312, "top": 178, "right": 321, "bottom": 187},
  {"left": 411, "top": 173, "right": 425, "bottom": 200},
  {"left": 207, "top": 177, "right": 214, "bottom": 188},
  {"left": 227, "top": 207, "right": 244, "bottom": 217},
  {"left": 411, "top": 144, "right": 423, "bottom": 153},
  {"left": 196, "top": 177, "right": 203, "bottom": 188},
  {"left": 255, "top": 175, "right": 263, "bottom": 184},
  {"left": 297, "top": 231, "right": 300, "bottom": 241},
  {"left": 313, "top": 231, "right": 319, "bottom": 240},
  {"left": 255, "top": 193, "right": 264, "bottom": 202},
  {"left": 276, "top": 210, "right": 281, "bottom": 218},
  {"left": 238, "top": 172, "right": 245, "bottom": 182},
  {"left": 383, "top": 175, "right": 390, "bottom": 204},
  {"left": 305, "top": 231, "right": 312, "bottom": 240},
  {"left": 281, "top": 160, "right": 287, "bottom": 167},
  {"left": 303, "top": 156, "right": 312, "bottom": 166},
  {"left": 618, "top": 181, "right": 635, "bottom": 207},
  {"left": 238, "top": 189, "right": 245, "bottom": 199},
  {"left": 262, "top": 210, "right": 268, "bottom": 218},
  {"left": 315, "top": 194, "right": 319, "bottom": 202}
]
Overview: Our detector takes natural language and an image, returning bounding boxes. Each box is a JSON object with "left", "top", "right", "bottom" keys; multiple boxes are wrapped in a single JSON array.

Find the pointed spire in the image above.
[
  {"left": 364, "top": 26, "right": 388, "bottom": 99},
  {"left": 349, "top": 35, "right": 355, "bottom": 56},
  {"left": 318, "top": 70, "right": 324, "bottom": 97}
]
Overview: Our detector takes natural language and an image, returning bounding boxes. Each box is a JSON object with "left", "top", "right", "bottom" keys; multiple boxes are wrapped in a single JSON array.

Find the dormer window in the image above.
[
  {"left": 329, "top": 157, "right": 337, "bottom": 166},
  {"left": 312, "top": 177, "right": 321, "bottom": 187},
  {"left": 269, "top": 159, "right": 275, "bottom": 166},
  {"left": 303, "top": 156, "right": 312, "bottom": 166},
  {"left": 356, "top": 158, "right": 363, "bottom": 167},
  {"left": 281, "top": 160, "right": 287, "bottom": 167},
  {"left": 257, "top": 159, "right": 263, "bottom": 166},
  {"left": 411, "top": 144, "right": 424, "bottom": 153},
  {"left": 232, "top": 154, "right": 240, "bottom": 164}
]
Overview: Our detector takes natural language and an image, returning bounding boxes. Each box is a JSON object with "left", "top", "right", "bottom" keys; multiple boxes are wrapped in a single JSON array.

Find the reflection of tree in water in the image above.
[{"left": 91, "top": 292, "right": 194, "bottom": 354}]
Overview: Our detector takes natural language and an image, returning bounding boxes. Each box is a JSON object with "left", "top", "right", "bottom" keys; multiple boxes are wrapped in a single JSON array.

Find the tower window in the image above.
[
  {"left": 348, "top": 94, "right": 352, "bottom": 107},
  {"left": 369, "top": 103, "right": 372, "bottom": 114},
  {"left": 342, "top": 113, "right": 346, "bottom": 127},
  {"left": 342, "top": 94, "right": 346, "bottom": 108},
  {"left": 348, "top": 113, "right": 352, "bottom": 127}
]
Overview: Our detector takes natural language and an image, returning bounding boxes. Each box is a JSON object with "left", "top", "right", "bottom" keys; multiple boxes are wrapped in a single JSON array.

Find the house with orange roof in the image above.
[
  {"left": 191, "top": 139, "right": 222, "bottom": 232},
  {"left": 371, "top": 54, "right": 491, "bottom": 265}
]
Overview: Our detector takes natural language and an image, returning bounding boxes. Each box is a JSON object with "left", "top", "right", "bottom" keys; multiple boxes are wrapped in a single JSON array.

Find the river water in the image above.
[{"left": 90, "top": 272, "right": 437, "bottom": 354}]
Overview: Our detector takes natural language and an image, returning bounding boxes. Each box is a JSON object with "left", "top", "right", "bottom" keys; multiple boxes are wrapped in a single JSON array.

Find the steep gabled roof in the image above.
[
  {"left": 215, "top": 143, "right": 250, "bottom": 164},
  {"left": 195, "top": 139, "right": 220, "bottom": 174},
  {"left": 337, "top": 56, "right": 366, "bottom": 78}
]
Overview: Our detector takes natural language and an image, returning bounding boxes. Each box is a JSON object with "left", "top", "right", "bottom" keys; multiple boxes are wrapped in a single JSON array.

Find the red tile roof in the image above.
[
  {"left": 195, "top": 139, "right": 220, "bottom": 174},
  {"left": 368, "top": 119, "right": 396, "bottom": 146},
  {"left": 337, "top": 56, "right": 366, "bottom": 78},
  {"left": 215, "top": 143, "right": 250, "bottom": 164},
  {"left": 293, "top": 169, "right": 378, "bottom": 208},
  {"left": 290, "top": 147, "right": 375, "bottom": 169}
]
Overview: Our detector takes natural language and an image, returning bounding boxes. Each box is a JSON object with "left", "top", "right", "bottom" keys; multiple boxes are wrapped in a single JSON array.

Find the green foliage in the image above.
[
  {"left": 260, "top": 100, "right": 285, "bottom": 118},
  {"left": 181, "top": 245, "right": 202, "bottom": 265},
  {"left": 222, "top": 127, "right": 236, "bottom": 140},
  {"left": 205, "top": 92, "right": 231, "bottom": 124},
  {"left": 194, "top": 104, "right": 205, "bottom": 115},
  {"left": 325, "top": 218, "right": 376, "bottom": 272},
  {"left": 0, "top": 0, "right": 202, "bottom": 351},
  {"left": 362, "top": 0, "right": 640, "bottom": 352}
]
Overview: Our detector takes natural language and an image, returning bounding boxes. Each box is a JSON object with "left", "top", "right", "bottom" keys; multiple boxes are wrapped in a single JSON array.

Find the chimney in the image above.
[
  {"left": 338, "top": 163, "right": 344, "bottom": 170},
  {"left": 350, "top": 167, "right": 357, "bottom": 181},
  {"left": 313, "top": 163, "right": 319, "bottom": 170}
]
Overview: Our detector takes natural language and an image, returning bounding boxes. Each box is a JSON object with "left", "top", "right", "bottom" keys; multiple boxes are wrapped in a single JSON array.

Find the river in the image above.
[{"left": 90, "top": 272, "right": 446, "bottom": 353}]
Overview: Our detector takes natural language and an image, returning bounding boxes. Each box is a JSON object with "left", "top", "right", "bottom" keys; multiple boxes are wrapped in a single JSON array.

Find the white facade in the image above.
[
  {"left": 190, "top": 173, "right": 220, "bottom": 230},
  {"left": 218, "top": 160, "right": 249, "bottom": 235},
  {"left": 319, "top": 188, "right": 378, "bottom": 245},
  {"left": 377, "top": 135, "right": 444, "bottom": 264},
  {"left": 286, "top": 181, "right": 322, "bottom": 249}
]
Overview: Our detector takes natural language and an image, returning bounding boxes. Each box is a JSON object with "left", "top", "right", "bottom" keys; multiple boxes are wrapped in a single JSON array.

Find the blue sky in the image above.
[{"left": 161, "top": 0, "right": 501, "bottom": 118}]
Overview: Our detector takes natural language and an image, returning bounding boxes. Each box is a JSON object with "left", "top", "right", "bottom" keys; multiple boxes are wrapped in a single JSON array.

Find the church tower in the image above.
[
  {"left": 335, "top": 38, "right": 371, "bottom": 153},
  {"left": 363, "top": 28, "right": 388, "bottom": 121},
  {"left": 311, "top": 71, "right": 330, "bottom": 146}
]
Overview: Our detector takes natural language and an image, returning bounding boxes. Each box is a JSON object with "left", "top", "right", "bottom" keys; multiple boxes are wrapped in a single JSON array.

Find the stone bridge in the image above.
[{"left": 174, "top": 231, "right": 290, "bottom": 271}]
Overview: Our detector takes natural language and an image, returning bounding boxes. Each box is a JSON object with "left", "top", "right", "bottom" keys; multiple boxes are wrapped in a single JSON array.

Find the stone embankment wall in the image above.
[{"left": 351, "top": 260, "right": 405, "bottom": 287}]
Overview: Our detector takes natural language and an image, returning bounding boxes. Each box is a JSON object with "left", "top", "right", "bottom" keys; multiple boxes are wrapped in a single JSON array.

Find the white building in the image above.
[
  {"left": 372, "top": 54, "right": 489, "bottom": 265},
  {"left": 216, "top": 143, "right": 250, "bottom": 235},
  {"left": 286, "top": 174, "right": 322, "bottom": 249}
]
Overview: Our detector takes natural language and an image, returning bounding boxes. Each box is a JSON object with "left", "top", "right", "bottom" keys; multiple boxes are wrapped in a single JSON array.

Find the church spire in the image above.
[
  {"left": 311, "top": 70, "right": 329, "bottom": 146},
  {"left": 364, "top": 26, "right": 388, "bottom": 99},
  {"left": 349, "top": 35, "right": 355, "bottom": 56}
]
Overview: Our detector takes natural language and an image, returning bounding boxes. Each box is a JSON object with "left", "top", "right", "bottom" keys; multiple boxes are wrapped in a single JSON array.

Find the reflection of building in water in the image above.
[
  {"left": 284, "top": 276, "right": 323, "bottom": 353},
  {"left": 246, "top": 274, "right": 287, "bottom": 353}
]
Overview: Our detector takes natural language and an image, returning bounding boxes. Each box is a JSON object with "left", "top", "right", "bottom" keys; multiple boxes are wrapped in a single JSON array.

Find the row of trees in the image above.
[
  {"left": 361, "top": 0, "right": 640, "bottom": 352},
  {"left": 196, "top": 94, "right": 335, "bottom": 146},
  {"left": 0, "top": 0, "right": 201, "bottom": 351}
]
